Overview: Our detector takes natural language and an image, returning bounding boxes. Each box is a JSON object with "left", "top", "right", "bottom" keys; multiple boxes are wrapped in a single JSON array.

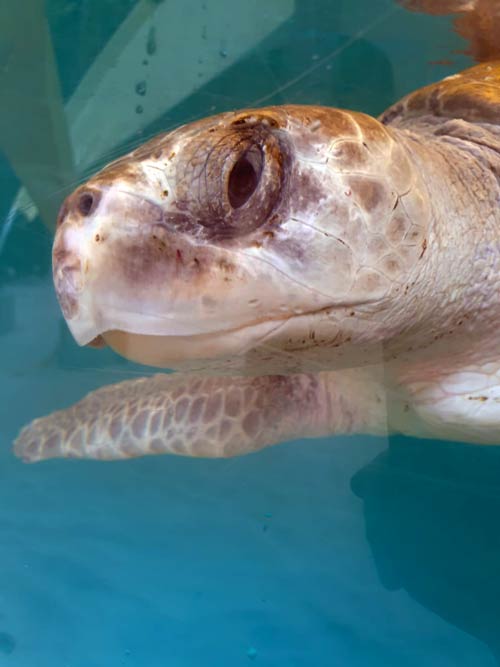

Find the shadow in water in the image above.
[{"left": 352, "top": 437, "right": 500, "bottom": 664}]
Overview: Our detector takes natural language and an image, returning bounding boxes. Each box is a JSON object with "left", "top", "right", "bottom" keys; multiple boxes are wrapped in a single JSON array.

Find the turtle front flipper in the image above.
[{"left": 13, "top": 370, "right": 388, "bottom": 462}]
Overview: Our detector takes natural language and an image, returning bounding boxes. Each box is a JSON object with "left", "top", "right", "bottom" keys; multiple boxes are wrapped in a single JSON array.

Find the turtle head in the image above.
[{"left": 53, "top": 106, "right": 430, "bottom": 369}]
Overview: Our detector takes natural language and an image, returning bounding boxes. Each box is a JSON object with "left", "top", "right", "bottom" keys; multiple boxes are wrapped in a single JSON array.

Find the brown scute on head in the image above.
[
  {"left": 347, "top": 176, "right": 387, "bottom": 212},
  {"left": 331, "top": 141, "right": 370, "bottom": 170},
  {"left": 382, "top": 253, "right": 404, "bottom": 276},
  {"left": 293, "top": 170, "right": 326, "bottom": 209},
  {"left": 230, "top": 112, "right": 280, "bottom": 128},
  {"left": 386, "top": 213, "right": 410, "bottom": 245},
  {"left": 297, "top": 107, "right": 359, "bottom": 136}
]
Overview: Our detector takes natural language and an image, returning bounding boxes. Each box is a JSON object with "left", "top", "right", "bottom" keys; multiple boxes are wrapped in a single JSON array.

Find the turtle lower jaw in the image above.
[
  {"left": 99, "top": 301, "right": 344, "bottom": 369},
  {"left": 100, "top": 318, "right": 290, "bottom": 369}
]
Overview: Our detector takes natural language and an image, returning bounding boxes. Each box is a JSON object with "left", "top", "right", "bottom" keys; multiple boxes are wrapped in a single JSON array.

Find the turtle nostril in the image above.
[
  {"left": 56, "top": 188, "right": 100, "bottom": 226},
  {"left": 77, "top": 191, "right": 97, "bottom": 217}
]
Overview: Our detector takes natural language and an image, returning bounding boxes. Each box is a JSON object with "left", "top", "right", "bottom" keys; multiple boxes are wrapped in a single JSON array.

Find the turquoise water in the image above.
[{"left": 1, "top": 1, "right": 499, "bottom": 665}]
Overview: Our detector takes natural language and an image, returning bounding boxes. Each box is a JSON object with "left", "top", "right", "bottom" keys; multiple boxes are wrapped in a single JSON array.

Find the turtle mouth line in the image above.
[
  {"left": 96, "top": 303, "right": 339, "bottom": 368},
  {"left": 104, "top": 302, "right": 337, "bottom": 344}
]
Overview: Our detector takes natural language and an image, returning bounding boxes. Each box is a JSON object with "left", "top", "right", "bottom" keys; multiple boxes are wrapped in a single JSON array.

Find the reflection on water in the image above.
[
  {"left": 1, "top": 0, "right": 499, "bottom": 665},
  {"left": 0, "top": 1, "right": 75, "bottom": 229},
  {"left": 353, "top": 437, "right": 500, "bottom": 665}
]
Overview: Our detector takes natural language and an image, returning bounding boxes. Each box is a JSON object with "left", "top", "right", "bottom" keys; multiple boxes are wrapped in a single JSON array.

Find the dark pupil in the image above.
[
  {"left": 77, "top": 192, "right": 95, "bottom": 216},
  {"left": 228, "top": 153, "right": 260, "bottom": 209}
]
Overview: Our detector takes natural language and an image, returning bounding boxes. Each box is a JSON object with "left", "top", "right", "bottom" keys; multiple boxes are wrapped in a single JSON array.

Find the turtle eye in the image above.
[
  {"left": 175, "top": 120, "right": 288, "bottom": 237},
  {"left": 227, "top": 147, "right": 263, "bottom": 209}
]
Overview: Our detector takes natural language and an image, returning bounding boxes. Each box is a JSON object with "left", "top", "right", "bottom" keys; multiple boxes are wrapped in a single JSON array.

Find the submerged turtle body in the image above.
[{"left": 14, "top": 61, "right": 500, "bottom": 461}]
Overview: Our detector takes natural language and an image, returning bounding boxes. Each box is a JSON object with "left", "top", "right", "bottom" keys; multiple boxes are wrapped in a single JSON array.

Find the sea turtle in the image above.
[{"left": 14, "top": 60, "right": 500, "bottom": 462}]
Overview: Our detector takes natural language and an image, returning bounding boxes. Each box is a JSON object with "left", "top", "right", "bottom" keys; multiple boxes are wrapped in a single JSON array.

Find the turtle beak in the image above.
[
  {"left": 52, "top": 188, "right": 102, "bottom": 345},
  {"left": 52, "top": 229, "right": 85, "bottom": 322}
]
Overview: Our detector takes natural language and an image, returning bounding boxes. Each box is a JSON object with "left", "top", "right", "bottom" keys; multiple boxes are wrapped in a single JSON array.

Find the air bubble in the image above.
[{"left": 135, "top": 80, "right": 147, "bottom": 96}]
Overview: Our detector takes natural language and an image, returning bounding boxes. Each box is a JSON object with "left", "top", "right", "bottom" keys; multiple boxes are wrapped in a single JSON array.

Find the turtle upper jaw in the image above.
[
  {"left": 100, "top": 319, "right": 286, "bottom": 368},
  {"left": 51, "top": 183, "right": 335, "bottom": 353}
]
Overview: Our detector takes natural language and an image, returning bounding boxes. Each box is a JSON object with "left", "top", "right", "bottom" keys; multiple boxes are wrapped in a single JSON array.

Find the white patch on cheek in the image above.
[
  {"left": 256, "top": 217, "right": 355, "bottom": 302},
  {"left": 441, "top": 370, "right": 500, "bottom": 395},
  {"left": 61, "top": 225, "right": 84, "bottom": 254},
  {"left": 404, "top": 363, "right": 500, "bottom": 441},
  {"left": 141, "top": 160, "right": 172, "bottom": 200},
  {"left": 289, "top": 124, "right": 330, "bottom": 165},
  {"left": 58, "top": 223, "right": 99, "bottom": 277}
]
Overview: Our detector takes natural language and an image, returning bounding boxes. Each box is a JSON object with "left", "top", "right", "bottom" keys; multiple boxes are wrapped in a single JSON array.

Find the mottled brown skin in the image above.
[
  {"left": 13, "top": 62, "right": 500, "bottom": 462},
  {"left": 399, "top": 0, "right": 500, "bottom": 63},
  {"left": 381, "top": 59, "right": 500, "bottom": 125}
]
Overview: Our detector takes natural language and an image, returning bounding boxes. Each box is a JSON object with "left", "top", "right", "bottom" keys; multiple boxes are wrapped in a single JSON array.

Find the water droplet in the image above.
[
  {"left": 135, "top": 80, "right": 147, "bottom": 96},
  {"left": 247, "top": 647, "right": 257, "bottom": 660},
  {"left": 136, "top": 105, "right": 144, "bottom": 114},
  {"left": 219, "top": 48, "right": 228, "bottom": 58},
  {"left": 143, "top": 58, "right": 149, "bottom": 66}
]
